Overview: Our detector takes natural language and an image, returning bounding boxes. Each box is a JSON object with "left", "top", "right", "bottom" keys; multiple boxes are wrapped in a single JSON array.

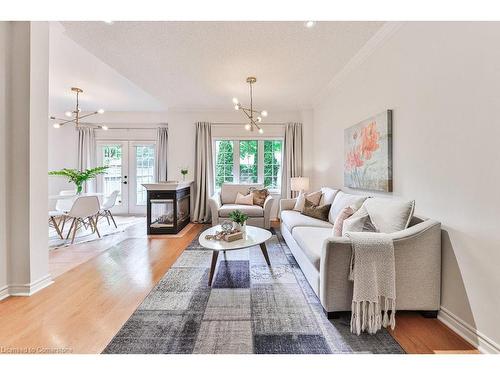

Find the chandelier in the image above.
[
  {"left": 232, "top": 77, "right": 268, "bottom": 133},
  {"left": 50, "top": 87, "right": 107, "bottom": 130}
]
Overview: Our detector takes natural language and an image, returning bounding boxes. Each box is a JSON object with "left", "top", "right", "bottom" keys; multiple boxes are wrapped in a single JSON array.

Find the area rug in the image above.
[{"left": 103, "top": 228, "right": 405, "bottom": 354}]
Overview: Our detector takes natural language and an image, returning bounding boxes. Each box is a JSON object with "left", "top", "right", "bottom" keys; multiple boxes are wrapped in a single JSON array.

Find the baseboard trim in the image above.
[
  {"left": 0, "top": 285, "right": 9, "bottom": 301},
  {"left": 8, "top": 274, "right": 54, "bottom": 296},
  {"left": 438, "top": 306, "right": 500, "bottom": 354}
]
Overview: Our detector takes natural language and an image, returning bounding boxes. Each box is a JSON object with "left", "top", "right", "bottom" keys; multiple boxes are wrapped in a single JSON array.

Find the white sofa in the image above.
[
  {"left": 279, "top": 187, "right": 441, "bottom": 318},
  {"left": 209, "top": 183, "right": 275, "bottom": 229}
]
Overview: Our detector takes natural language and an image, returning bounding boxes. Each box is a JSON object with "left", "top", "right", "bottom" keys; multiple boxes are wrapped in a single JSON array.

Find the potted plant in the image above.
[
  {"left": 228, "top": 210, "right": 248, "bottom": 233},
  {"left": 48, "top": 166, "right": 109, "bottom": 194},
  {"left": 180, "top": 168, "right": 188, "bottom": 181}
]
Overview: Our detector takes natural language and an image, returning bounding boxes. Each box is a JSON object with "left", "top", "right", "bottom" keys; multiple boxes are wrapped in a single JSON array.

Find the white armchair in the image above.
[{"left": 208, "top": 183, "right": 275, "bottom": 229}]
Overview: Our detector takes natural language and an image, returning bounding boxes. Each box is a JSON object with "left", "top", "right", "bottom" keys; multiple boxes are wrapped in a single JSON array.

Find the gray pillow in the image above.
[{"left": 342, "top": 214, "right": 378, "bottom": 236}]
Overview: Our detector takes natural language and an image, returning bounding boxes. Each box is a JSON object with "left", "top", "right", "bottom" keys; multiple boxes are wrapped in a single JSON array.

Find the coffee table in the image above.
[{"left": 199, "top": 225, "right": 272, "bottom": 286}]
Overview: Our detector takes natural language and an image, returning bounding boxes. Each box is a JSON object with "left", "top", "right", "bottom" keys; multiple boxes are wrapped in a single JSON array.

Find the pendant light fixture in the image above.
[{"left": 232, "top": 77, "right": 268, "bottom": 133}]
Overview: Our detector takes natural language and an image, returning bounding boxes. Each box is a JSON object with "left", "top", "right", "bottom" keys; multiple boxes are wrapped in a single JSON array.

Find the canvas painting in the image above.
[{"left": 344, "top": 110, "right": 393, "bottom": 192}]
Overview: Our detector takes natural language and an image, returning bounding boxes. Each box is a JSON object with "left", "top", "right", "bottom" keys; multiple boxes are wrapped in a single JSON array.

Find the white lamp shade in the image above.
[{"left": 290, "top": 177, "right": 310, "bottom": 192}]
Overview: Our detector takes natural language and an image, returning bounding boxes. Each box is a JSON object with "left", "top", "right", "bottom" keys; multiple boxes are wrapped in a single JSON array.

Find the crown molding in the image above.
[{"left": 312, "top": 21, "right": 404, "bottom": 108}]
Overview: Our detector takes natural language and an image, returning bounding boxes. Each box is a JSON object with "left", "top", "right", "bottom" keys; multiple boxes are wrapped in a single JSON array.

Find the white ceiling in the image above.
[
  {"left": 49, "top": 22, "right": 165, "bottom": 114},
  {"left": 59, "top": 21, "right": 384, "bottom": 111}
]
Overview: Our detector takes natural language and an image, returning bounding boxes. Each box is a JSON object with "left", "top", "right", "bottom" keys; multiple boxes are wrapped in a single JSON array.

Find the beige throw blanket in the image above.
[{"left": 346, "top": 232, "right": 396, "bottom": 335}]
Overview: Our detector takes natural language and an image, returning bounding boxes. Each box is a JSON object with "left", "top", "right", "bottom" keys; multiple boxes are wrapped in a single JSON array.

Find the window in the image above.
[
  {"left": 239, "top": 140, "right": 258, "bottom": 183},
  {"left": 215, "top": 140, "right": 234, "bottom": 189},
  {"left": 135, "top": 145, "right": 155, "bottom": 205},
  {"left": 264, "top": 140, "right": 282, "bottom": 190},
  {"left": 214, "top": 139, "right": 283, "bottom": 192}
]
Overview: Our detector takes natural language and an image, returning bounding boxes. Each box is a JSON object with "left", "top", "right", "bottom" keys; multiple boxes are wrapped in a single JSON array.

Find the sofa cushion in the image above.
[
  {"left": 329, "top": 191, "right": 368, "bottom": 224},
  {"left": 235, "top": 192, "right": 253, "bottom": 205},
  {"left": 280, "top": 210, "right": 333, "bottom": 232},
  {"left": 332, "top": 206, "right": 355, "bottom": 236},
  {"left": 220, "top": 183, "right": 264, "bottom": 204},
  {"left": 291, "top": 226, "right": 332, "bottom": 270},
  {"left": 248, "top": 187, "right": 269, "bottom": 207},
  {"left": 342, "top": 213, "right": 378, "bottom": 236},
  {"left": 362, "top": 197, "right": 415, "bottom": 233},
  {"left": 219, "top": 204, "right": 264, "bottom": 217},
  {"left": 293, "top": 191, "right": 322, "bottom": 211},
  {"left": 319, "top": 187, "right": 340, "bottom": 205},
  {"left": 302, "top": 200, "right": 331, "bottom": 222}
]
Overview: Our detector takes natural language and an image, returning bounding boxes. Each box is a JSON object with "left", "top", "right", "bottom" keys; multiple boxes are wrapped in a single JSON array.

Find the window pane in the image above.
[
  {"left": 135, "top": 145, "right": 155, "bottom": 206},
  {"left": 239, "top": 140, "right": 258, "bottom": 184},
  {"left": 215, "top": 140, "right": 234, "bottom": 189},
  {"left": 102, "top": 145, "right": 123, "bottom": 205},
  {"left": 263, "top": 140, "right": 282, "bottom": 190}
]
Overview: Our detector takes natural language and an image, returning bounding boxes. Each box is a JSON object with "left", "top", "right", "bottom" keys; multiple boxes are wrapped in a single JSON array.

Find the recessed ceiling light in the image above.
[
  {"left": 103, "top": 21, "right": 114, "bottom": 25},
  {"left": 305, "top": 21, "right": 316, "bottom": 28}
]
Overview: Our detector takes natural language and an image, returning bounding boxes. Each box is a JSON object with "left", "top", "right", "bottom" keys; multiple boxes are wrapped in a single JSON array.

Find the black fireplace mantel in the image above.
[{"left": 146, "top": 185, "right": 191, "bottom": 235}]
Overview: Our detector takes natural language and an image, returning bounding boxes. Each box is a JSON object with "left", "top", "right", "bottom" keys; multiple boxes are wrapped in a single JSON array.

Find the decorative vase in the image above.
[
  {"left": 75, "top": 182, "right": 84, "bottom": 195},
  {"left": 241, "top": 221, "right": 247, "bottom": 233}
]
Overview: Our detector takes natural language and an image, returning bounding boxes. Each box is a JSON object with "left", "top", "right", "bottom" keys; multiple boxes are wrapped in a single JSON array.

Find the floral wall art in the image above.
[{"left": 344, "top": 110, "right": 393, "bottom": 192}]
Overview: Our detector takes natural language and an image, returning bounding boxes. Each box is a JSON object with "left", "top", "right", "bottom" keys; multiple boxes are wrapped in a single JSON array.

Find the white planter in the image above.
[{"left": 233, "top": 221, "right": 247, "bottom": 233}]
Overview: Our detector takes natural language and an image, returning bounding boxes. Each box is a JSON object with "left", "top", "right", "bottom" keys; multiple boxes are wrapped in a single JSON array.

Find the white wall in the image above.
[
  {"left": 0, "top": 22, "right": 51, "bottom": 298},
  {"left": 312, "top": 22, "right": 500, "bottom": 352}
]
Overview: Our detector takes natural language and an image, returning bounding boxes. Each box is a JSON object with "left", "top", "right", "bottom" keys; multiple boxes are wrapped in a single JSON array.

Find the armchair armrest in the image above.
[
  {"left": 208, "top": 192, "right": 222, "bottom": 226},
  {"left": 262, "top": 195, "right": 275, "bottom": 229}
]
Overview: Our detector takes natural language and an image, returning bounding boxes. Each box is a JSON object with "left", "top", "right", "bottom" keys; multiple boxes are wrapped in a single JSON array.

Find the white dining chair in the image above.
[
  {"left": 48, "top": 189, "right": 76, "bottom": 239},
  {"left": 96, "top": 190, "right": 119, "bottom": 228},
  {"left": 65, "top": 196, "right": 101, "bottom": 244}
]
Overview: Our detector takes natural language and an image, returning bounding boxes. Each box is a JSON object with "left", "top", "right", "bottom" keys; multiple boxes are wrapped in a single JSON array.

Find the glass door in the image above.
[
  {"left": 129, "top": 142, "right": 156, "bottom": 214},
  {"left": 97, "top": 141, "right": 156, "bottom": 215}
]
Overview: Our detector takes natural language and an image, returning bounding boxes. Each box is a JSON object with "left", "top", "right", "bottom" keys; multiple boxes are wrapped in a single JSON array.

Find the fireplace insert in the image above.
[{"left": 146, "top": 187, "right": 190, "bottom": 234}]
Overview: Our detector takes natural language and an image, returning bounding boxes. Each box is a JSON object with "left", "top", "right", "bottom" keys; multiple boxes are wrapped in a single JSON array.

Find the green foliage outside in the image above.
[{"left": 215, "top": 139, "right": 282, "bottom": 190}]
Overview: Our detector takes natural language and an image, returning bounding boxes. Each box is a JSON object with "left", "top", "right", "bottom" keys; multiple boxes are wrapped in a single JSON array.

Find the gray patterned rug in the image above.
[{"left": 103, "top": 228, "right": 404, "bottom": 354}]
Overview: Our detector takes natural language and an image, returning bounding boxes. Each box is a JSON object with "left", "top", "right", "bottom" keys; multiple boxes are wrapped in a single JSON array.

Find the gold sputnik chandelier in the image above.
[
  {"left": 50, "top": 87, "right": 107, "bottom": 130},
  {"left": 232, "top": 77, "right": 268, "bottom": 134}
]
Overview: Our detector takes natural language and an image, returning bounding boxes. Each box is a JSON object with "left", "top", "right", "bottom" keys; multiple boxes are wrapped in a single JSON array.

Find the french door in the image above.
[{"left": 96, "top": 141, "right": 156, "bottom": 215}]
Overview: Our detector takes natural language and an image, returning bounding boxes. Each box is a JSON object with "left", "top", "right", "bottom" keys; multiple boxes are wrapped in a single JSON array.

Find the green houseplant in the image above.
[
  {"left": 228, "top": 210, "right": 249, "bottom": 232},
  {"left": 48, "top": 166, "right": 109, "bottom": 194},
  {"left": 181, "top": 168, "right": 188, "bottom": 181}
]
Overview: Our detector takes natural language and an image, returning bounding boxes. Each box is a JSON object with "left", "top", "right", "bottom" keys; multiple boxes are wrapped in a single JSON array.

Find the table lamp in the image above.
[{"left": 290, "top": 176, "right": 310, "bottom": 193}]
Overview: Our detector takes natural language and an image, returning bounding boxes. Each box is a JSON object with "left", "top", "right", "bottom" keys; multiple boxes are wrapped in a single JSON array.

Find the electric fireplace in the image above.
[{"left": 144, "top": 182, "right": 192, "bottom": 235}]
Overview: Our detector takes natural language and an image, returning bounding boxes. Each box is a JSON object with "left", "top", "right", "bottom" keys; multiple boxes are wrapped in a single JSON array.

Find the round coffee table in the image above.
[{"left": 199, "top": 225, "right": 272, "bottom": 286}]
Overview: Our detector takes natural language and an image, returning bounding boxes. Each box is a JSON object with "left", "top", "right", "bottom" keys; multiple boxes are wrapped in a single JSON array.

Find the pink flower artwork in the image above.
[{"left": 344, "top": 111, "right": 393, "bottom": 192}]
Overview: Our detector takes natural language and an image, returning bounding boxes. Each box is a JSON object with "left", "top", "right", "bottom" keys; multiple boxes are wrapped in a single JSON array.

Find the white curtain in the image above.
[
  {"left": 281, "top": 122, "right": 303, "bottom": 198},
  {"left": 192, "top": 122, "right": 214, "bottom": 223},
  {"left": 77, "top": 127, "right": 96, "bottom": 193},
  {"left": 155, "top": 126, "right": 169, "bottom": 182}
]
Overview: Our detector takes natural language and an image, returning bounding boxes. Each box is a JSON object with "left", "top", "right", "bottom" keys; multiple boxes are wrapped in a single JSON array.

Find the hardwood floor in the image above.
[{"left": 0, "top": 222, "right": 477, "bottom": 354}]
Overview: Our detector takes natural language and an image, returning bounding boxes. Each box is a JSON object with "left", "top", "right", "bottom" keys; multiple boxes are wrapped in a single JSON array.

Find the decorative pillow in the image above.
[
  {"left": 235, "top": 192, "right": 254, "bottom": 206},
  {"left": 301, "top": 199, "right": 331, "bottom": 222},
  {"left": 362, "top": 198, "right": 415, "bottom": 233},
  {"left": 248, "top": 187, "right": 269, "bottom": 207},
  {"left": 293, "top": 191, "right": 322, "bottom": 212},
  {"left": 328, "top": 191, "right": 368, "bottom": 224},
  {"left": 342, "top": 214, "right": 378, "bottom": 236},
  {"left": 332, "top": 206, "right": 355, "bottom": 237}
]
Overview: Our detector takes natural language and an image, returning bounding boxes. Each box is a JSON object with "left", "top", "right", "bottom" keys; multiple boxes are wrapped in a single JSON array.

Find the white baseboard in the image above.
[
  {"left": 0, "top": 285, "right": 9, "bottom": 301},
  {"left": 438, "top": 306, "right": 500, "bottom": 354},
  {"left": 8, "top": 274, "right": 54, "bottom": 296}
]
